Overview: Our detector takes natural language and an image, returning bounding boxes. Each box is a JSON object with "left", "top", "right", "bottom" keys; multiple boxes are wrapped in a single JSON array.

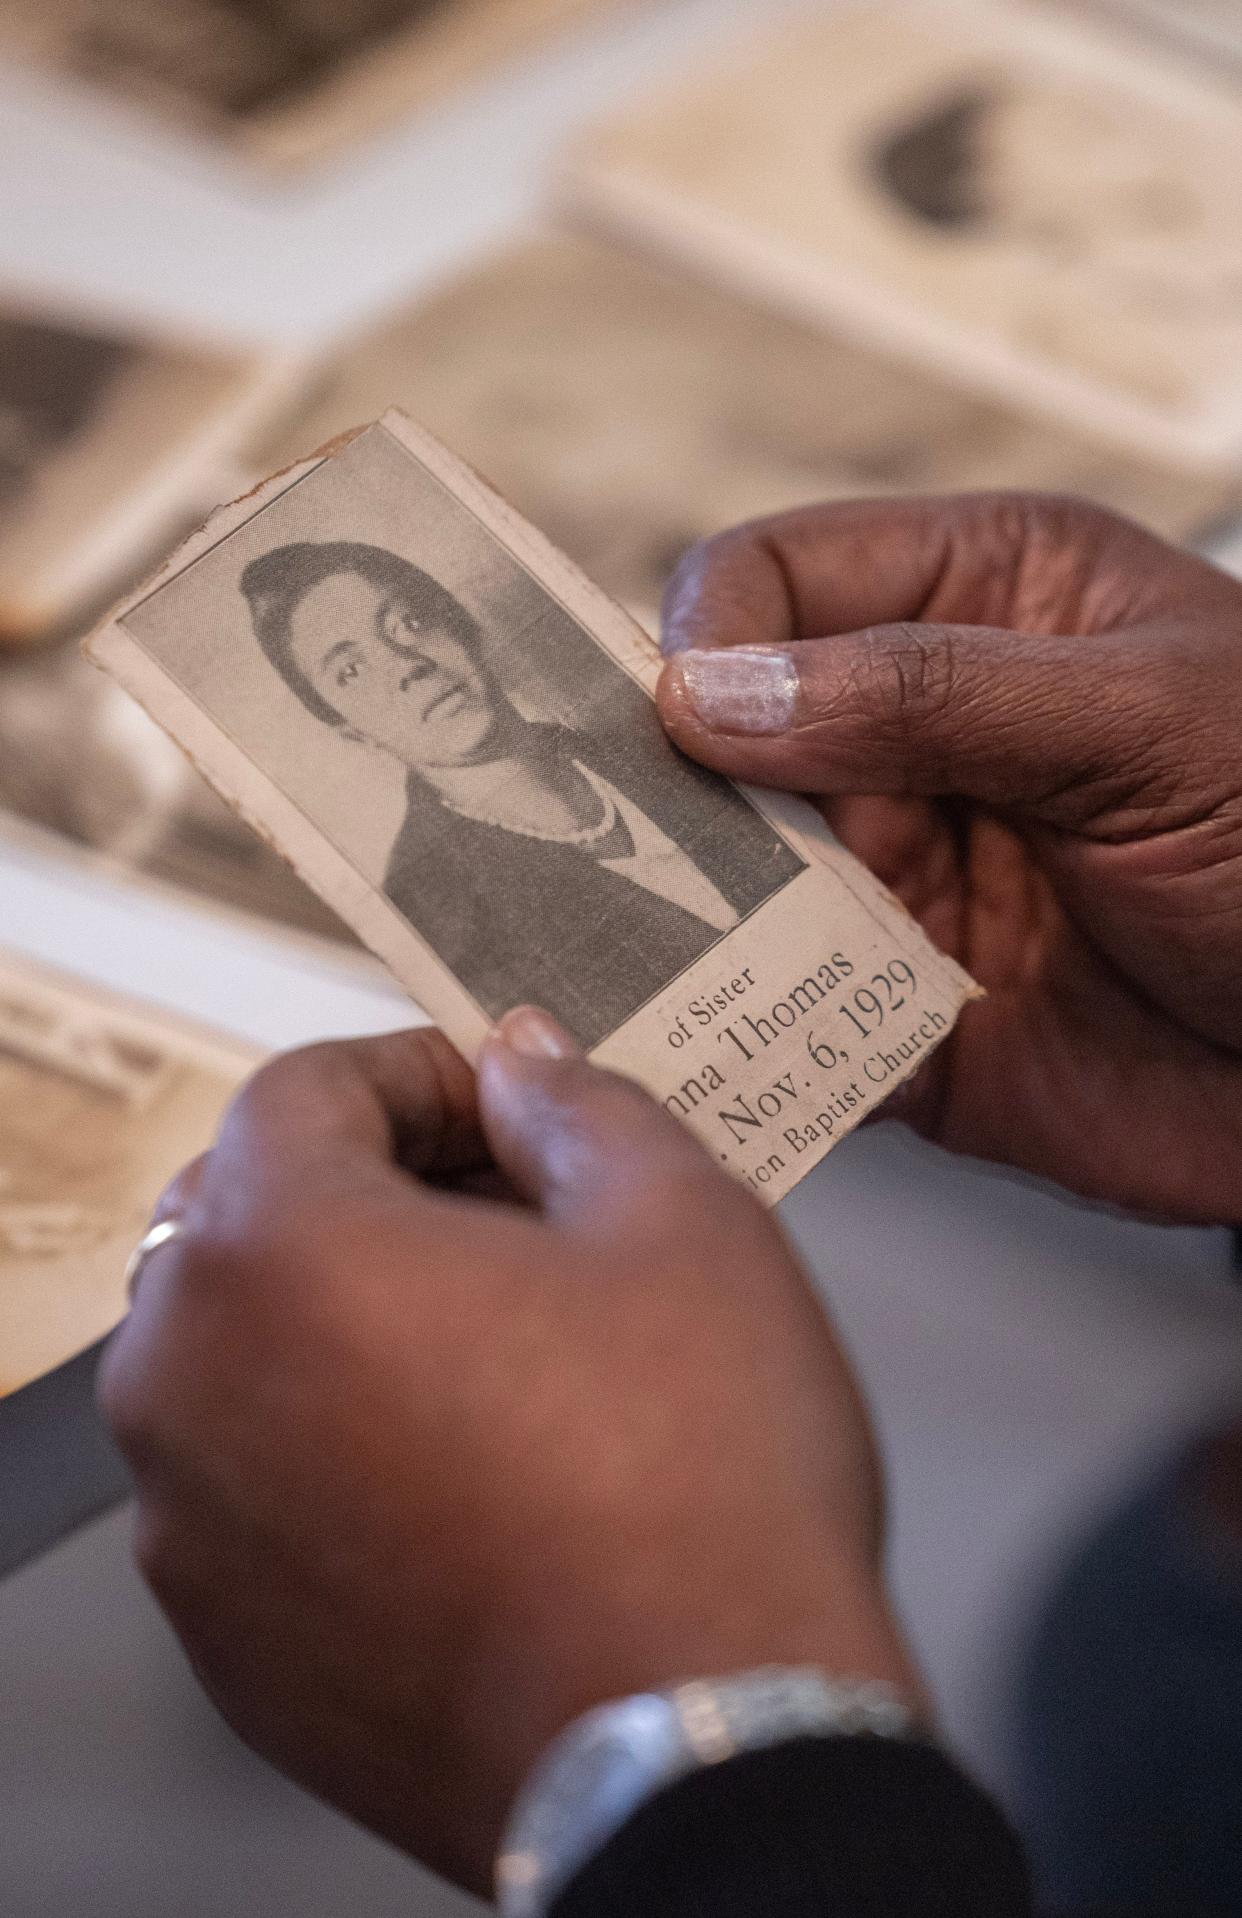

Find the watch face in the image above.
[
  {"left": 497, "top": 1694, "right": 684, "bottom": 1917},
  {"left": 498, "top": 1672, "right": 920, "bottom": 1915}
]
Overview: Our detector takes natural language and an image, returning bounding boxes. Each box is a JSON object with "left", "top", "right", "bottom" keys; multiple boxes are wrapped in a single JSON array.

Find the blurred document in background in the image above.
[
  {"left": 0, "top": 645, "right": 351, "bottom": 939},
  {"left": 0, "top": 948, "right": 254, "bottom": 1398},
  {"left": 566, "top": 0, "right": 1242, "bottom": 471},
  {"left": 0, "top": 300, "right": 342, "bottom": 937},
  {"left": 257, "top": 231, "right": 1240, "bottom": 630},
  {"left": 0, "top": 305, "right": 302, "bottom": 649},
  {"left": 0, "top": 0, "right": 639, "bottom": 166}
]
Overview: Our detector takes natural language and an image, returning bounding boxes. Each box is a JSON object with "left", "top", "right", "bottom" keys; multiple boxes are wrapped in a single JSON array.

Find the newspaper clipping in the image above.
[{"left": 88, "top": 413, "right": 977, "bottom": 1205}]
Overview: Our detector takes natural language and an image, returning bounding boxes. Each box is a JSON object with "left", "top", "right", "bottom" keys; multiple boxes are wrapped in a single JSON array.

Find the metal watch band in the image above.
[{"left": 495, "top": 1666, "right": 921, "bottom": 1918}]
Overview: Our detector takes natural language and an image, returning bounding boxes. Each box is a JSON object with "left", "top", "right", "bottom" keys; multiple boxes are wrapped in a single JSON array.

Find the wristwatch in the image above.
[{"left": 495, "top": 1666, "right": 922, "bottom": 1917}]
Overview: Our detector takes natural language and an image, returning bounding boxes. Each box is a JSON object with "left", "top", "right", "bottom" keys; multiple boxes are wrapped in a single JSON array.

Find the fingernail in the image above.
[
  {"left": 677, "top": 647, "right": 797, "bottom": 735},
  {"left": 496, "top": 1006, "right": 583, "bottom": 1060}
]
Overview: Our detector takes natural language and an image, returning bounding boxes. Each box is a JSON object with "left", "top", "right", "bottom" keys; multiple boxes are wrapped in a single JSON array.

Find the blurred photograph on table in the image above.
[
  {"left": 256, "top": 230, "right": 1241, "bottom": 631},
  {"left": 0, "top": 947, "right": 254, "bottom": 1400},
  {"left": 0, "top": 303, "right": 303, "bottom": 650},
  {"left": 567, "top": 0, "right": 1242, "bottom": 470},
  {"left": 0, "top": 648, "right": 352, "bottom": 941},
  {"left": 0, "top": 0, "right": 637, "bottom": 166},
  {"left": 0, "top": 298, "right": 346, "bottom": 937}
]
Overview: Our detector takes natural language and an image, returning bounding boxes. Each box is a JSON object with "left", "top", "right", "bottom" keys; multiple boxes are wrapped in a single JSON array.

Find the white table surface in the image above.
[{"left": 2, "top": 2, "right": 1242, "bottom": 1911}]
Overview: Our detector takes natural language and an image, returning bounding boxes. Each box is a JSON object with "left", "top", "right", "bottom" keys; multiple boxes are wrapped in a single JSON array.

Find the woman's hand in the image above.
[
  {"left": 658, "top": 494, "right": 1242, "bottom": 1225},
  {"left": 100, "top": 1013, "right": 919, "bottom": 1897}
]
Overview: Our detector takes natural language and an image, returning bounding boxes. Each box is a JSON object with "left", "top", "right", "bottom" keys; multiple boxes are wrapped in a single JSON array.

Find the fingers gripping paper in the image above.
[{"left": 86, "top": 414, "right": 977, "bottom": 1205}]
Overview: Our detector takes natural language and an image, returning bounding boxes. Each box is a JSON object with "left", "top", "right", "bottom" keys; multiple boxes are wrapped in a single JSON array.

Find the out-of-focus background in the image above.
[{"left": 2, "top": 2, "right": 1241, "bottom": 1913}]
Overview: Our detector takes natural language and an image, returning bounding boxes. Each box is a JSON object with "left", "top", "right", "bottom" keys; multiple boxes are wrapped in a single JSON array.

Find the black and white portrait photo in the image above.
[{"left": 119, "top": 422, "right": 805, "bottom": 1048}]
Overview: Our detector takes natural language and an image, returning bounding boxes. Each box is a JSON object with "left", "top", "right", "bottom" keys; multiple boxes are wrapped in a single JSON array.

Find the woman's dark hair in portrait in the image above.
[
  {"left": 241, "top": 540, "right": 484, "bottom": 727},
  {"left": 868, "top": 85, "right": 995, "bottom": 229}
]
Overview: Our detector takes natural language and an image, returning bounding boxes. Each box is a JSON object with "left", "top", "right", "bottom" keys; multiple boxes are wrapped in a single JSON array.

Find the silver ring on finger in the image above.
[{"left": 125, "top": 1217, "right": 188, "bottom": 1301}]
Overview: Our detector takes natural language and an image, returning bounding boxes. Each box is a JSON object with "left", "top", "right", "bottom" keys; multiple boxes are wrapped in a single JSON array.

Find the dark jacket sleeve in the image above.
[{"left": 549, "top": 1736, "right": 1032, "bottom": 1918}]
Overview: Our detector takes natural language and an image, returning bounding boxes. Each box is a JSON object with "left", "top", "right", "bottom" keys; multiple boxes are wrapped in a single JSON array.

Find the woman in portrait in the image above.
[{"left": 242, "top": 541, "right": 801, "bottom": 1045}]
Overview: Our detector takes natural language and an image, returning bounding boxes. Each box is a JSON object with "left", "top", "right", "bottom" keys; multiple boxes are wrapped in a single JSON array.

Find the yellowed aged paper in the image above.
[
  {"left": 253, "top": 232, "right": 1239, "bottom": 634},
  {"left": 0, "top": 949, "right": 256, "bottom": 1397},
  {"left": 87, "top": 412, "right": 976, "bottom": 1207},
  {"left": 565, "top": 0, "right": 1242, "bottom": 470}
]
